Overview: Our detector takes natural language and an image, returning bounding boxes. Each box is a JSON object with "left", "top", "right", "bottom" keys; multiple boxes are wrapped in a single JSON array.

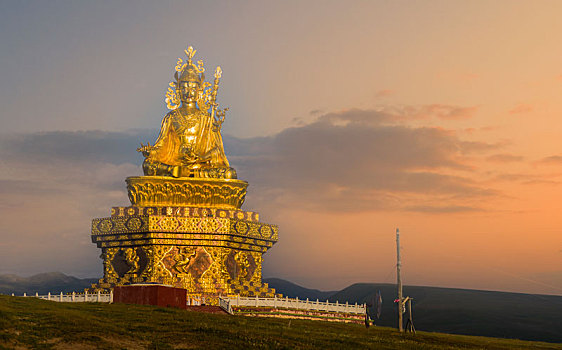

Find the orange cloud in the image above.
[
  {"left": 495, "top": 173, "right": 560, "bottom": 185},
  {"left": 509, "top": 104, "right": 533, "bottom": 115},
  {"left": 537, "top": 155, "right": 562, "bottom": 165},
  {"left": 486, "top": 154, "right": 524, "bottom": 163},
  {"left": 375, "top": 89, "right": 395, "bottom": 98},
  {"left": 379, "top": 104, "right": 478, "bottom": 121}
]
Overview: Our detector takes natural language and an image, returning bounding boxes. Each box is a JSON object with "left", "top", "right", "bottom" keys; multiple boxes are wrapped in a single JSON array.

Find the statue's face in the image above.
[{"left": 180, "top": 81, "right": 199, "bottom": 103}]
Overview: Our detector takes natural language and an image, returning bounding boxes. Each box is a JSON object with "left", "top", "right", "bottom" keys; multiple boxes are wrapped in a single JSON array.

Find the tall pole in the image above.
[{"left": 396, "top": 228, "right": 403, "bottom": 332}]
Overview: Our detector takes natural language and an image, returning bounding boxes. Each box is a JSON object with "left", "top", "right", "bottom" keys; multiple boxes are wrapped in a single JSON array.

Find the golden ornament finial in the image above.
[
  {"left": 174, "top": 57, "right": 186, "bottom": 74},
  {"left": 185, "top": 46, "right": 196, "bottom": 64}
]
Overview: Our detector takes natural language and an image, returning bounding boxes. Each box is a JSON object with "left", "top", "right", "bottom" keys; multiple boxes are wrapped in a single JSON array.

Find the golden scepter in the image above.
[{"left": 210, "top": 66, "right": 222, "bottom": 124}]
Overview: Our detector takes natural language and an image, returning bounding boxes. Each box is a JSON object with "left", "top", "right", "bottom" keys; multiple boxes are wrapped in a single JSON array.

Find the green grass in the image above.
[{"left": 0, "top": 295, "right": 560, "bottom": 349}]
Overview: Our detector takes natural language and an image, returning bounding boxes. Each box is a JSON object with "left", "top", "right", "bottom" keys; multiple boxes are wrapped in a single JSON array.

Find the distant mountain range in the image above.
[
  {"left": 264, "top": 279, "right": 562, "bottom": 343},
  {"left": 0, "top": 272, "right": 97, "bottom": 295},
  {"left": 263, "top": 278, "right": 336, "bottom": 300},
  {"left": 2, "top": 273, "right": 561, "bottom": 343}
]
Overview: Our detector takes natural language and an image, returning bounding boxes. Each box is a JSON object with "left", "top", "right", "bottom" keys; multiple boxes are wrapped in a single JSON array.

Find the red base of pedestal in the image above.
[{"left": 113, "top": 284, "right": 187, "bottom": 309}]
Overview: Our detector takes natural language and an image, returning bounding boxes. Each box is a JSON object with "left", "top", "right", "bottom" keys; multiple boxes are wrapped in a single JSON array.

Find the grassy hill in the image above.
[
  {"left": 1, "top": 295, "right": 561, "bottom": 350},
  {"left": 3, "top": 274, "right": 561, "bottom": 344}
]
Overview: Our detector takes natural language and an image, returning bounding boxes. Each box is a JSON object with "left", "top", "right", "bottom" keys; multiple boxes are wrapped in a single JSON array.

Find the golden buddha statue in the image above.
[
  {"left": 91, "top": 45, "right": 279, "bottom": 302},
  {"left": 138, "top": 46, "right": 236, "bottom": 179}
]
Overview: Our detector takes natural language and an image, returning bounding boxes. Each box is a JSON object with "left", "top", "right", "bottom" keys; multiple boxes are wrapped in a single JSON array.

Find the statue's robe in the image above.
[{"left": 150, "top": 108, "right": 230, "bottom": 169}]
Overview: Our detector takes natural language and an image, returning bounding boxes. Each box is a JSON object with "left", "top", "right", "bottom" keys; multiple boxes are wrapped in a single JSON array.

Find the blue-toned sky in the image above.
[{"left": 1, "top": 1, "right": 561, "bottom": 295}]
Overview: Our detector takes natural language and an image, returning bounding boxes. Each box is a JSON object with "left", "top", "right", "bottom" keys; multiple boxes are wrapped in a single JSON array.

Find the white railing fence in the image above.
[
  {"left": 11, "top": 291, "right": 113, "bottom": 303},
  {"left": 218, "top": 296, "right": 233, "bottom": 314},
  {"left": 221, "top": 295, "right": 366, "bottom": 315},
  {"left": 10, "top": 292, "right": 365, "bottom": 315}
]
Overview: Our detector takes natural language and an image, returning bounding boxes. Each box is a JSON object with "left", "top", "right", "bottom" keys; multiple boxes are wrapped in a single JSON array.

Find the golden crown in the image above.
[
  {"left": 165, "top": 46, "right": 223, "bottom": 111},
  {"left": 175, "top": 46, "right": 205, "bottom": 84}
]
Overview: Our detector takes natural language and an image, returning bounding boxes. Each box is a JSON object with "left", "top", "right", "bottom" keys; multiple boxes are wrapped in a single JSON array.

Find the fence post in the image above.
[
  {"left": 306, "top": 298, "right": 309, "bottom": 309},
  {"left": 85, "top": 291, "right": 88, "bottom": 302},
  {"left": 97, "top": 291, "right": 101, "bottom": 302},
  {"left": 296, "top": 296, "right": 299, "bottom": 309},
  {"left": 273, "top": 295, "right": 277, "bottom": 308},
  {"left": 110, "top": 290, "right": 113, "bottom": 303},
  {"left": 237, "top": 294, "right": 240, "bottom": 306},
  {"left": 345, "top": 301, "right": 348, "bottom": 313},
  {"left": 316, "top": 299, "right": 319, "bottom": 310},
  {"left": 72, "top": 292, "right": 75, "bottom": 302},
  {"left": 23, "top": 292, "right": 26, "bottom": 297},
  {"left": 255, "top": 295, "right": 258, "bottom": 307},
  {"left": 48, "top": 292, "right": 51, "bottom": 301},
  {"left": 59, "top": 292, "right": 63, "bottom": 302},
  {"left": 35, "top": 292, "right": 38, "bottom": 297}
]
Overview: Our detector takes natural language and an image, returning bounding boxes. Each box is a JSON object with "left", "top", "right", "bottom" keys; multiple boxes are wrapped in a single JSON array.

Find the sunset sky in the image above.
[{"left": 1, "top": 1, "right": 561, "bottom": 295}]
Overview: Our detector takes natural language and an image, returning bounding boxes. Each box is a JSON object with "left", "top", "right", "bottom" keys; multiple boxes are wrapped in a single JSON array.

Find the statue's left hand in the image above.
[{"left": 137, "top": 143, "right": 157, "bottom": 157}]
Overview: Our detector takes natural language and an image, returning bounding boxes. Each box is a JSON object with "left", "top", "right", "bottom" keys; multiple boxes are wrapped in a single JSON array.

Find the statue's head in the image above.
[
  {"left": 174, "top": 46, "right": 205, "bottom": 107},
  {"left": 178, "top": 67, "right": 202, "bottom": 104}
]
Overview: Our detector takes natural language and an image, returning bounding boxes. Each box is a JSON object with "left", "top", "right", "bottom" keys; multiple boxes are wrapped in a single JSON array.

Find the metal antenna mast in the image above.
[{"left": 396, "top": 228, "right": 403, "bottom": 332}]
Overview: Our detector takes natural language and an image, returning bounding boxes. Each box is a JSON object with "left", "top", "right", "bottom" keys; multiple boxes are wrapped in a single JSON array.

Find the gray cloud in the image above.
[
  {"left": 228, "top": 110, "right": 497, "bottom": 212},
  {"left": 0, "top": 179, "right": 59, "bottom": 196},
  {"left": 0, "top": 111, "right": 499, "bottom": 215},
  {"left": 0, "top": 131, "right": 143, "bottom": 277},
  {"left": 0, "top": 129, "right": 156, "bottom": 165},
  {"left": 0, "top": 130, "right": 149, "bottom": 197},
  {"left": 0, "top": 109, "right": 506, "bottom": 277}
]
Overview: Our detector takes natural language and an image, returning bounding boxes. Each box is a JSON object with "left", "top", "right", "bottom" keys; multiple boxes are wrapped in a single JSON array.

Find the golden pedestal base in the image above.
[
  {"left": 126, "top": 176, "right": 248, "bottom": 209},
  {"left": 90, "top": 177, "right": 278, "bottom": 301}
]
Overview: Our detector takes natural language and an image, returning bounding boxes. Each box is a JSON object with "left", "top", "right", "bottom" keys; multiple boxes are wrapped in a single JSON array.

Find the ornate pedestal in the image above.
[{"left": 91, "top": 176, "right": 278, "bottom": 301}]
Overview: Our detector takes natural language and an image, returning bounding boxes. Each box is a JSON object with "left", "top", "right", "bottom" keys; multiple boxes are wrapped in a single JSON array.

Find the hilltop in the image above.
[
  {"left": 1, "top": 295, "right": 560, "bottom": 349},
  {"left": 263, "top": 278, "right": 336, "bottom": 300},
  {"left": 2, "top": 273, "right": 561, "bottom": 343}
]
